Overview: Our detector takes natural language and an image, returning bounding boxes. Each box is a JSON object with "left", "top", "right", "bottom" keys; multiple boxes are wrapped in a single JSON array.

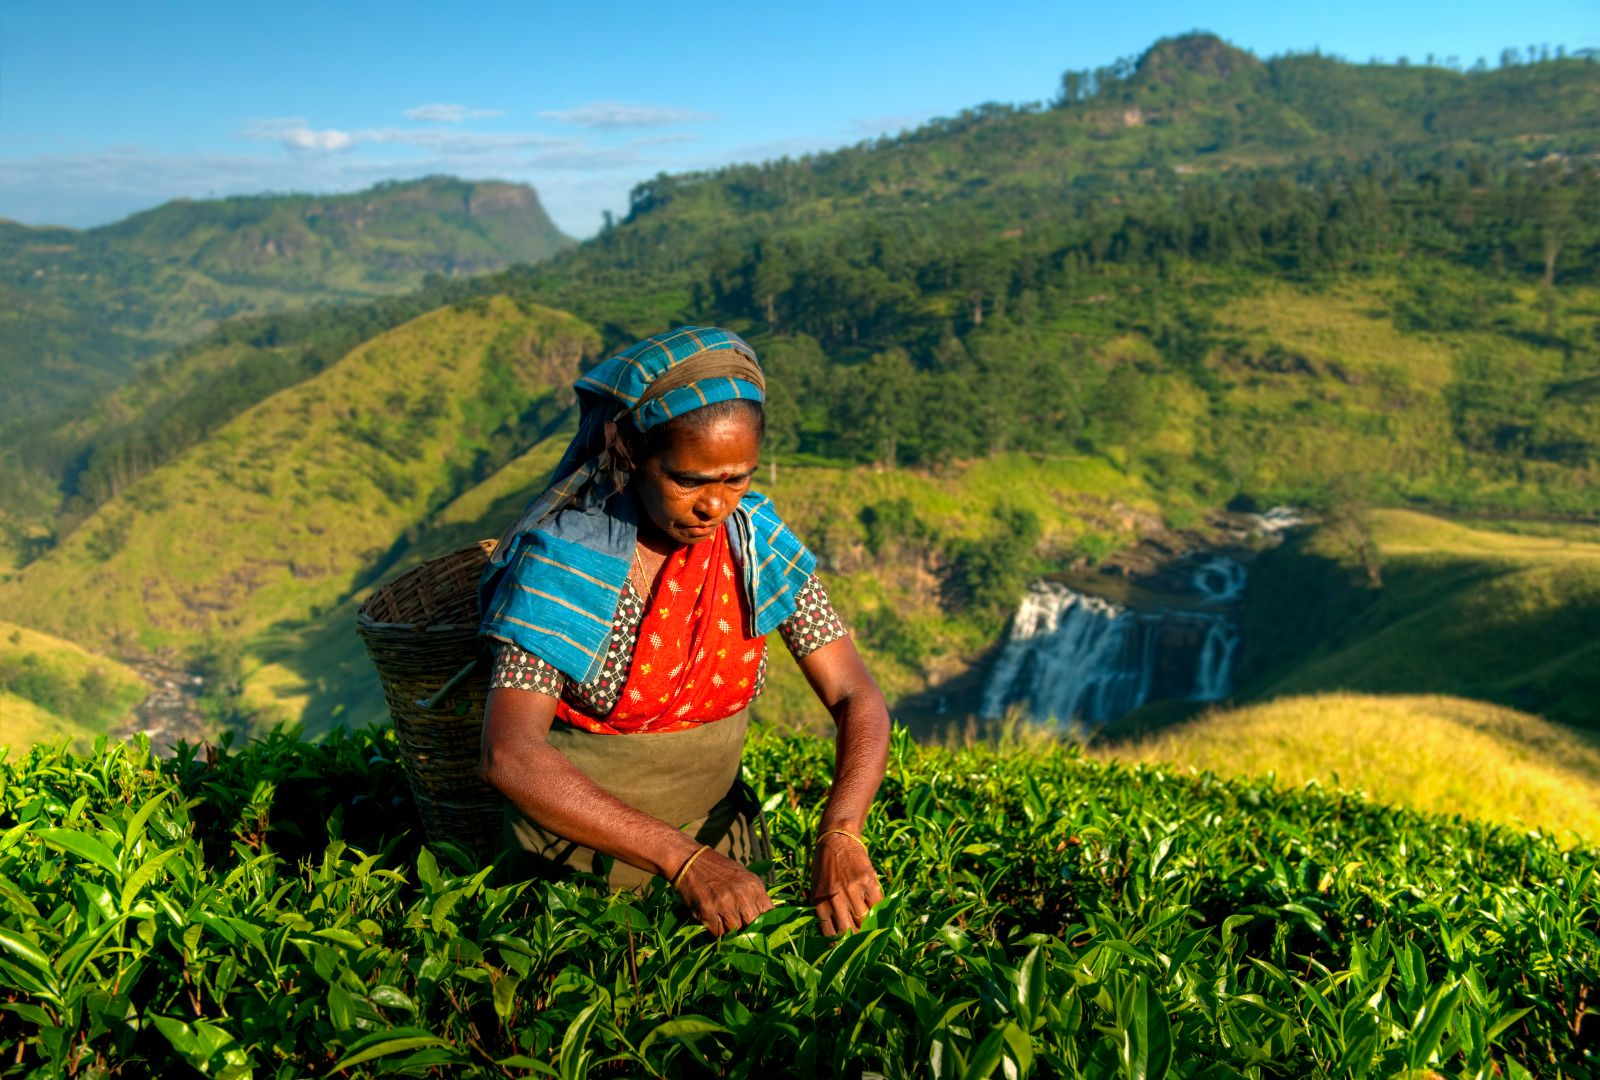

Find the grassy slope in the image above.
[
  {"left": 1238, "top": 510, "right": 1600, "bottom": 726},
  {"left": 0, "top": 297, "right": 600, "bottom": 655},
  {"left": 1097, "top": 692, "right": 1600, "bottom": 842},
  {"left": 0, "top": 695, "right": 88, "bottom": 757},
  {"left": 0, "top": 619, "right": 145, "bottom": 751}
]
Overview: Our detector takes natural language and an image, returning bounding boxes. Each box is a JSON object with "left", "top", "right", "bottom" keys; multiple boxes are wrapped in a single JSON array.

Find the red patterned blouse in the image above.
[{"left": 490, "top": 527, "right": 847, "bottom": 735}]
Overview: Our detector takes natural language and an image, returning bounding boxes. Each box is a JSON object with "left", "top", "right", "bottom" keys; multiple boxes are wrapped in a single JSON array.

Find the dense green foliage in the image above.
[
  {"left": 499, "top": 39, "right": 1600, "bottom": 515},
  {"left": 0, "top": 177, "right": 571, "bottom": 433},
  {"left": 1, "top": 725, "right": 1595, "bottom": 1077}
]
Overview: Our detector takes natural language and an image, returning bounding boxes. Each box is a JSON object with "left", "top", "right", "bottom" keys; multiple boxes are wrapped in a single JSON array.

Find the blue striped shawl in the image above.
[{"left": 478, "top": 490, "right": 815, "bottom": 683}]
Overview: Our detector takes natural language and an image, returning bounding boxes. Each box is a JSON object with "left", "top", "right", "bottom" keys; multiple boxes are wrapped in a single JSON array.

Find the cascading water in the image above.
[
  {"left": 978, "top": 586, "right": 1158, "bottom": 726},
  {"left": 1191, "top": 557, "right": 1246, "bottom": 602},
  {"left": 980, "top": 558, "right": 1248, "bottom": 728},
  {"left": 1190, "top": 618, "right": 1239, "bottom": 701}
]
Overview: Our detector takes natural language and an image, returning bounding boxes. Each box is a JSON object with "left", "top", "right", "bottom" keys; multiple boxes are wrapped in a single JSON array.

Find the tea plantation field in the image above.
[{"left": 0, "top": 724, "right": 1594, "bottom": 1077}]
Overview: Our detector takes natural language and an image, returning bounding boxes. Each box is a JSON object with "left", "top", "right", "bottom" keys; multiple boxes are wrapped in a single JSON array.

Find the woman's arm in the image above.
[
  {"left": 480, "top": 686, "right": 774, "bottom": 935},
  {"left": 792, "top": 636, "right": 891, "bottom": 935}
]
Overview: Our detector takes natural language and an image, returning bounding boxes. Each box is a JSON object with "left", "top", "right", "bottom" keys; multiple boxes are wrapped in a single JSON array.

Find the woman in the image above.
[{"left": 477, "top": 326, "right": 889, "bottom": 938}]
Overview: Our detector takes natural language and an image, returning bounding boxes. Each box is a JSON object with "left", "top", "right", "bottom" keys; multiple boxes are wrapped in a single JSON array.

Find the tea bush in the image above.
[{"left": 0, "top": 724, "right": 1595, "bottom": 1077}]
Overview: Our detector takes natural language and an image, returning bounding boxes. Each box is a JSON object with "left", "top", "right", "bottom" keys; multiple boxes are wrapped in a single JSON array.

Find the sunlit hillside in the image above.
[
  {"left": 1239, "top": 510, "right": 1600, "bottom": 726},
  {"left": 0, "top": 619, "right": 145, "bottom": 751},
  {"left": 0, "top": 298, "right": 599, "bottom": 655},
  {"left": 1099, "top": 692, "right": 1600, "bottom": 842}
]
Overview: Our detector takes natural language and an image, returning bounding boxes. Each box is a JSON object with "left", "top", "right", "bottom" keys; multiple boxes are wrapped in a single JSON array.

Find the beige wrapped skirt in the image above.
[{"left": 501, "top": 710, "right": 770, "bottom": 892}]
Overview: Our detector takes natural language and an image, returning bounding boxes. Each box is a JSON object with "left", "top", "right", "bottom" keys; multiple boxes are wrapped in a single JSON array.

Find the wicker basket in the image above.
[{"left": 356, "top": 540, "right": 502, "bottom": 851}]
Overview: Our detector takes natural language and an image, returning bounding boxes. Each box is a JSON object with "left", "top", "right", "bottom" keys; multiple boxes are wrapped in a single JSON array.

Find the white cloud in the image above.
[
  {"left": 240, "top": 119, "right": 572, "bottom": 157},
  {"left": 281, "top": 127, "right": 356, "bottom": 152},
  {"left": 242, "top": 118, "right": 356, "bottom": 154},
  {"left": 539, "top": 101, "right": 712, "bottom": 129},
  {"left": 404, "top": 103, "right": 504, "bottom": 123}
]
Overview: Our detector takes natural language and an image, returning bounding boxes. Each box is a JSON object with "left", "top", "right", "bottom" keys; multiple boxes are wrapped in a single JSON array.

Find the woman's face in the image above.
[{"left": 632, "top": 412, "right": 762, "bottom": 546}]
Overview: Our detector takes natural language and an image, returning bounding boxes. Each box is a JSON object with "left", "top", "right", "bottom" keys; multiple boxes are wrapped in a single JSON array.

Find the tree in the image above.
[
  {"left": 843, "top": 348, "right": 918, "bottom": 468},
  {"left": 940, "top": 507, "right": 1043, "bottom": 628}
]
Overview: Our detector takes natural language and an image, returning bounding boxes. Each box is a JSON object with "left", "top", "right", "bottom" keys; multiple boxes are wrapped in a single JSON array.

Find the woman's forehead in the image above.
[{"left": 657, "top": 413, "right": 762, "bottom": 470}]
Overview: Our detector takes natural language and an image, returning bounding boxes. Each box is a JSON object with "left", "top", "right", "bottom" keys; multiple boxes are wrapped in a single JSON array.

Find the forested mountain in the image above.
[
  {"left": 10, "top": 35, "right": 1593, "bottom": 557},
  {"left": 2, "top": 34, "right": 1598, "bottom": 740},
  {"left": 0, "top": 176, "right": 572, "bottom": 427}
]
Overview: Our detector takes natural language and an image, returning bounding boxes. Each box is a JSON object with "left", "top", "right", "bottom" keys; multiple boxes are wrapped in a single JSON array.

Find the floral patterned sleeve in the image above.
[
  {"left": 777, "top": 573, "right": 850, "bottom": 660},
  {"left": 490, "top": 641, "right": 566, "bottom": 698}
]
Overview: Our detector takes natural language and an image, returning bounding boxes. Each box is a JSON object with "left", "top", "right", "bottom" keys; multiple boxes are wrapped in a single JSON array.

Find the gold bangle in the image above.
[
  {"left": 816, "top": 828, "right": 868, "bottom": 851},
  {"left": 670, "top": 844, "right": 711, "bottom": 888}
]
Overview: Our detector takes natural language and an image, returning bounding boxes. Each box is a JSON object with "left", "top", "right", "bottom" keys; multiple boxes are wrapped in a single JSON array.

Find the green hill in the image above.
[
  {"left": 0, "top": 176, "right": 572, "bottom": 429},
  {"left": 0, "top": 619, "right": 145, "bottom": 751},
  {"left": 1236, "top": 510, "right": 1600, "bottom": 726},
  {"left": 1099, "top": 692, "right": 1600, "bottom": 841},
  {"left": 0, "top": 297, "right": 599, "bottom": 661}
]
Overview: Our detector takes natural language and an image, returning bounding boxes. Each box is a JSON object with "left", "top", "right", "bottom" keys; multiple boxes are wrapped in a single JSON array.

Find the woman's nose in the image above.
[{"left": 697, "top": 489, "right": 725, "bottom": 520}]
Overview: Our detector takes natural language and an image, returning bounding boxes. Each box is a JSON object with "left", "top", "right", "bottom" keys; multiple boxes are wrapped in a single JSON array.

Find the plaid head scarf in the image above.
[{"left": 477, "top": 327, "right": 816, "bottom": 683}]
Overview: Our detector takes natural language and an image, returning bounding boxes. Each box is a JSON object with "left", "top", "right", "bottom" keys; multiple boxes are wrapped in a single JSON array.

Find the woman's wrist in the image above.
[
  {"left": 817, "top": 807, "right": 867, "bottom": 835},
  {"left": 654, "top": 833, "right": 709, "bottom": 879},
  {"left": 815, "top": 827, "right": 868, "bottom": 851},
  {"left": 670, "top": 844, "right": 712, "bottom": 887}
]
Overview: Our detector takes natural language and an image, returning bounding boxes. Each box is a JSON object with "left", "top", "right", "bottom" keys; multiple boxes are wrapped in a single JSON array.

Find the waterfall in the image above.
[
  {"left": 980, "top": 577, "right": 1241, "bottom": 728},
  {"left": 1191, "top": 618, "right": 1239, "bottom": 701},
  {"left": 974, "top": 508, "right": 1304, "bottom": 729},
  {"left": 978, "top": 586, "right": 1157, "bottom": 726}
]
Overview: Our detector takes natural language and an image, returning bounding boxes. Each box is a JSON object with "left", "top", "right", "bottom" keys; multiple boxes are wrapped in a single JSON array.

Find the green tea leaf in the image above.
[
  {"left": 37, "top": 828, "right": 119, "bottom": 875},
  {"left": 329, "top": 1030, "right": 449, "bottom": 1072},
  {"left": 640, "top": 1015, "right": 729, "bottom": 1055}
]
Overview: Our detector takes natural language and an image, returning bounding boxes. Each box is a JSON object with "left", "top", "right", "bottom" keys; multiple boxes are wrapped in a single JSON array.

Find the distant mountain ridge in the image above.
[{"left": 0, "top": 176, "right": 572, "bottom": 426}]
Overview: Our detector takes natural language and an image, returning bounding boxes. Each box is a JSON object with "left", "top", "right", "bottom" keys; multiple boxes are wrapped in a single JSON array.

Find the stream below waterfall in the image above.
[{"left": 978, "top": 507, "right": 1302, "bottom": 729}]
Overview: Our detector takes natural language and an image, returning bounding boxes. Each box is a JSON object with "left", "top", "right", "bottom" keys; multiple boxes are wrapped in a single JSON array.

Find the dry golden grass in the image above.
[
  {"left": 1369, "top": 509, "right": 1600, "bottom": 561},
  {"left": 1097, "top": 692, "right": 1600, "bottom": 843}
]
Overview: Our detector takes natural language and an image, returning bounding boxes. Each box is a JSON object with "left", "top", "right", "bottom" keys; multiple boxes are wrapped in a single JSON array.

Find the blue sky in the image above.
[{"left": 1, "top": 0, "right": 1593, "bottom": 237}]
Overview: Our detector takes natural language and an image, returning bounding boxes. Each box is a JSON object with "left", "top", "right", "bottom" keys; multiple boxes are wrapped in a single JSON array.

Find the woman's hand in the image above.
[
  {"left": 809, "top": 832, "right": 883, "bottom": 936},
  {"left": 672, "top": 847, "right": 775, "bottom": 936}
]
